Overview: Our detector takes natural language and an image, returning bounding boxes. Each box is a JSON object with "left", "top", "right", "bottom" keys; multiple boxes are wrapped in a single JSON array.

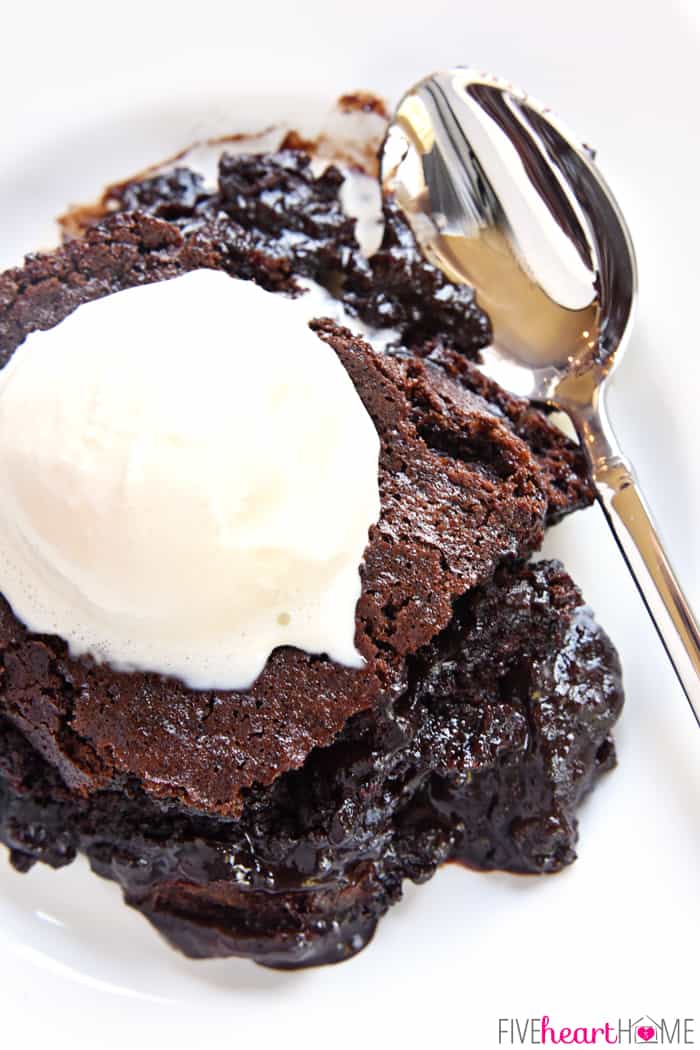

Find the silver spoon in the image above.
[{"left": 381, "top": 67, "right": 700, "bottom": 722}]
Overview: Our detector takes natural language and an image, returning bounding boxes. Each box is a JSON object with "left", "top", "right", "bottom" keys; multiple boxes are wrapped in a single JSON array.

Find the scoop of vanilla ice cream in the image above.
[{"left": 0, "top": 270, "right": 381, "bottom": 689}]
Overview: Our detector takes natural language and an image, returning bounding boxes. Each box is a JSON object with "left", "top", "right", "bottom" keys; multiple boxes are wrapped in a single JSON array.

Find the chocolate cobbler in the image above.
[{"left": 0, "top": 140, "right": 623, "bottom": 968}]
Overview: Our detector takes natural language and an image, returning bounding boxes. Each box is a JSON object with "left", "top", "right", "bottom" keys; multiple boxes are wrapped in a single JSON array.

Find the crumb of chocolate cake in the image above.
[
  {"left": 57, "top": 127, "right": 278, "bottom": 240},
  {"left": 337, "top": 92, "right": 389, "bottom": 117}
]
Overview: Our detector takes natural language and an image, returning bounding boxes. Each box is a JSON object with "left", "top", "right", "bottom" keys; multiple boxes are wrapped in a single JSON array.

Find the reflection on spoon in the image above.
[{"left": 382, "top": 67, "right": 700, "bottom": 722}]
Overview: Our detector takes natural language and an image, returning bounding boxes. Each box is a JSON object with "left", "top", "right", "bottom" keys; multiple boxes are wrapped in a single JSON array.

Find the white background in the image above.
[{"left": 0, "top": 2, "right": 698, "bottom": 1048}]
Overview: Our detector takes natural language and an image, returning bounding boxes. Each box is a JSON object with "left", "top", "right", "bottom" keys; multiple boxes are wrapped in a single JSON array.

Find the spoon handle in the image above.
[{"left": 568, "top": 392, "right": 700, "bottom": 724}]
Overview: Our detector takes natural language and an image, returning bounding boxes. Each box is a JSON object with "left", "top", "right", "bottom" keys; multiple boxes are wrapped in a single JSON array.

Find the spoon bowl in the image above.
[
  {"left": 381, "top": 69, "right": 636, "bottom": 403},
  {"left": 381, "top": 67, "right": 700, "bottom": 720}
]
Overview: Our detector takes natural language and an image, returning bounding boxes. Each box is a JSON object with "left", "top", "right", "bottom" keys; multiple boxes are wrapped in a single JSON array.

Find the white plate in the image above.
[{"left": 1, "top": 3, "right": 699, "bottom": 1048}]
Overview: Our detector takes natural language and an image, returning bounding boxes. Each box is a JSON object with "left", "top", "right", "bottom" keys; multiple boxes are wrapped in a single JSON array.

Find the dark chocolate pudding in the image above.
[{"left": 0, "top": 147, "right": 623, "bottom": 968}]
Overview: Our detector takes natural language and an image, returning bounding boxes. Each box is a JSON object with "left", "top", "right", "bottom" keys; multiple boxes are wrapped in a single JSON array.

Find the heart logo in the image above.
[{"left": 637, "top": 1027, "right": 655, "bottom": 1043}]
